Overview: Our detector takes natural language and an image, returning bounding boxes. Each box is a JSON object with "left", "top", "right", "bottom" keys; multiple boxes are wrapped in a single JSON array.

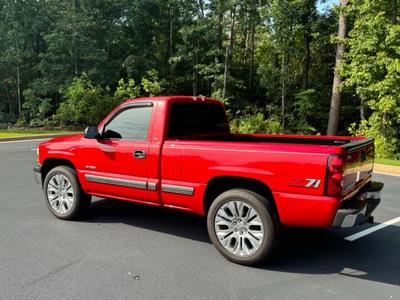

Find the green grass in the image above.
[
  {"left": 0, "top": 129, "right": 77, "bottom": 139},
  {"left": 375, "top": 158, "right": 400, "bottom": 167}
]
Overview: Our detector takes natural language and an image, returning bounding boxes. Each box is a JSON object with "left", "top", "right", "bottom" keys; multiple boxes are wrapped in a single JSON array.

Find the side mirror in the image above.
[{"left": 84, "top": 126, "right": 100, "bottom": 139}]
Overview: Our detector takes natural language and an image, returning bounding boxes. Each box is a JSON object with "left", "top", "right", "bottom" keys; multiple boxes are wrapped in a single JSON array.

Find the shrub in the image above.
[
  {"left": 230, "top": 112, "right": 281, "bottom": 134},
  {"left": 57, "top": 73, "right": 113, "bottom": 126}
]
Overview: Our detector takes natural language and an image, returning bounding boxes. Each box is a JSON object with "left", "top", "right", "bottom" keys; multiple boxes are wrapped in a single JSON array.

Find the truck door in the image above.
[{"left": 81, "top": 102, "right": 158, "bottom": 204}]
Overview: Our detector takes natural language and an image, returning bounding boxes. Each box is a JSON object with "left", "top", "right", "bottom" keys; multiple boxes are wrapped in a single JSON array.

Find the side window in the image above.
[{"left": 103, "top": 106, "right": 153, "bottom": 140}]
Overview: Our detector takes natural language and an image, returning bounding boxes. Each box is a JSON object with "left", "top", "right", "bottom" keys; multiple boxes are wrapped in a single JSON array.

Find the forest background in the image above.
[{"left": 0, "top": 0, "right": 399, "bottom": 159}]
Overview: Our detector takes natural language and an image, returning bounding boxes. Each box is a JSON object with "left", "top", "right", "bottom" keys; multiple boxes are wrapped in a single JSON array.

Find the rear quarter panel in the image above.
[{"left": 161, "top": 140, "right": 338, "bottom": 226}]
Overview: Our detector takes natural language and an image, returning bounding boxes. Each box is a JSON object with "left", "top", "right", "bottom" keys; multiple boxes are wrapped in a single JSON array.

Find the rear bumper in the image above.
[
  {"left": 332, "top": 181, "right": 383, "bottom": 228},
  {"left": 273, "top": 181, "right": 383, "bottom": 228},
  {"left": 33, "top": 164, "right": 42, "bottom": 186}
]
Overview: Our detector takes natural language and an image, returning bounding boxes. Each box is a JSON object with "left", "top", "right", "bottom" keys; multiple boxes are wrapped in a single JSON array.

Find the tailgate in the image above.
[{"left": 341, "top": 138, "right": 375, "bottom": 198}]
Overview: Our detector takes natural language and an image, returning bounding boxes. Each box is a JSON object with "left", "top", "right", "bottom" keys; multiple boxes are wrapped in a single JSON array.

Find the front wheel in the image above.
[
  {"left": 207, "top": 189, "right": 281, "bottom": 265},
  {"left": 43, "top": 166, "right": 91, "bottom": 220}
]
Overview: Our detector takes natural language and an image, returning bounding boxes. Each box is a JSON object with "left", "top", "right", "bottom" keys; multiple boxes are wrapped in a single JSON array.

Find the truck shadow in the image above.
[
  {"left": 88, "top": 198, "right": 210, "bottom": 242},
  {"left": 88, "top": 198, "right": 400, "bottom": 287},
  {"left": 266, "top": 226, "right": 400, "bottom": 287}
]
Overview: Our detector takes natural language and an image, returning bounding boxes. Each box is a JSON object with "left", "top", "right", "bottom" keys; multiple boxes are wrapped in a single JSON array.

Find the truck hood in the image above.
[{"left": 40, "top": 134, "right": 84, "bottom": 148}]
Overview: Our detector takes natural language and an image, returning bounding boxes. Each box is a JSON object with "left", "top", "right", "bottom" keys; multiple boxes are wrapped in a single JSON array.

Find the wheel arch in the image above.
[
  {"left": 203, "top": 176, "right": 278, "bottom": 218},
  {"left": 41, "top": 158, "right": 77, "bottom": 185}
]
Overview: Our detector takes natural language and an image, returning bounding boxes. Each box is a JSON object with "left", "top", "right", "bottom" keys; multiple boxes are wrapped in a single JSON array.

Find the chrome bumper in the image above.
[{"left": 332, "top": 181, "right": 383, "bottom": 228}]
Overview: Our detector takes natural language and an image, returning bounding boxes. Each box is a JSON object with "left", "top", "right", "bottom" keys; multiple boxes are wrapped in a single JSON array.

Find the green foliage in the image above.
[
  {"left": 348, "top": 119, "right": 399, "bottom": 159},
  {"left": 343, "top": 0, "right": 400, "bottom": 159},
  {"left": 288, "top": 89, "right": 318, "bottom": 134},
  {"left": 56, "top": 70, "right": 168, "bottom": 126},
  {"left": 375, "top": 157, "right": 400, "bottom": 166},
  {"left": 20, "top": 89, "right": 53, "bottom": 127},
  {"left": 0, "top": 0, "right": 336, "bottom": 135},
  {"left": 141, "top": 69, "right": 166, "bottom": 97},
  {"left": 0, "top": 129, "right": 74, "bottom": 138},
  {"left": 114, "top": 79, "right": 141, "bottom": 103},
  {"left": 1, "top": 0, "right": 399, "bottom": 162},
  {"left": 230, "top": 112, "right": 281, "bottom": 134},
  {"left": 256, "top": 0, "right": 336, "bottom": 133},
  {"left": 57, "top": 73, "right": 112, "bottom": 126}
]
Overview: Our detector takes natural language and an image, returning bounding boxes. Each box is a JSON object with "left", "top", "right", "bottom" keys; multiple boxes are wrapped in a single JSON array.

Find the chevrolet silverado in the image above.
[{"left": 34, "top": 96, "right": 383, "bottom": 265}]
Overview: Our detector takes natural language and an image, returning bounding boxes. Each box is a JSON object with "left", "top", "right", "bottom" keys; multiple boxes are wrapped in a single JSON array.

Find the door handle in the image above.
[{"left": 133, "top": 150, "right": 146, "bottom": 159}]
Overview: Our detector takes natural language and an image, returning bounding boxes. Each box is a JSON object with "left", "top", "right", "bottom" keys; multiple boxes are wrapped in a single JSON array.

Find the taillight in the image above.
[{"left": 325, "top": 154, "right": 344, "bottom": 196}]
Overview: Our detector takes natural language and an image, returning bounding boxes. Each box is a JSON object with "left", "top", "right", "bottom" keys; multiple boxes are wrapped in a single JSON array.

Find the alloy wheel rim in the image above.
[
  {"left": 46, "top": 174, "right": 74, "bottom": 214},
  {"left": 214, "top": 200, "right": 264, "bottom": 257}
]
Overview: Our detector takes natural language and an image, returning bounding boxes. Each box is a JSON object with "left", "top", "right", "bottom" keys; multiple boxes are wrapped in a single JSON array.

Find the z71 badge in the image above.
[{"left": 289, "top": 177, "right": 321, "bottom": 188}]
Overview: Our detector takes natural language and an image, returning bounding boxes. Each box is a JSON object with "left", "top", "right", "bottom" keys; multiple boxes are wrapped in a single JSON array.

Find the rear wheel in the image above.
[
  {"left": 43, "top": 166, "right": 91, "bottom": 220},
  {"left": 207, "top": 189, "right": 280, "bottom": 265}
]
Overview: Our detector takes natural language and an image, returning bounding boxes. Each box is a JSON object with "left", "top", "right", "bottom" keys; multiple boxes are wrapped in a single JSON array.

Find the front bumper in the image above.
[
  {"left": 33, "top": 164, "right": 42, "bottom": 186},
  {"left": 332, "top": 181, "right": 383, "bottom": 228}
]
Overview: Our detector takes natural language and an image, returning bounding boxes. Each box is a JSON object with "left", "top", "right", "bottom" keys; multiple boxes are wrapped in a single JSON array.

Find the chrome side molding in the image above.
[
  {"left": 85, "top": 174, "right": 147, "bottom": 190},
  {"left": 85, "top": 174, "right": 194, "bottom": 196},
  {"left": 147, "top": 182, "right": 157, "bottom": 191},
  {"left": 161, "top": 184, "right": 194, "bottom": 196}
]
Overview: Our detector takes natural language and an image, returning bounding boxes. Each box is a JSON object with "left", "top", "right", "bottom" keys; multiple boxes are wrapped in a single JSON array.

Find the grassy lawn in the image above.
[
  {"left": 375, "top": 158, "right": 400, "bottom": 167},
  {"left": 0, "top": 129, "right": 77, "bottom": 139}
]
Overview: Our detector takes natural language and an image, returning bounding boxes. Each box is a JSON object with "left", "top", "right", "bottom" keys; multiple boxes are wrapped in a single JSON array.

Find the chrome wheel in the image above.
[
  {"left": 46, "top": 174, "right": 75, "bottom": 214},
  {"left": 214, "top": 200, "right": 264, "bottom": 257}
]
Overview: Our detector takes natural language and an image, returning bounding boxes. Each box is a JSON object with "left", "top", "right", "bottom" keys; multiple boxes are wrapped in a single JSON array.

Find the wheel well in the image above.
[
  {"left": 203, "top": 176, "right": 277, "bottom": 214},
  {"left": 41, "top": 158, "right": 76, "bottom": 183}
]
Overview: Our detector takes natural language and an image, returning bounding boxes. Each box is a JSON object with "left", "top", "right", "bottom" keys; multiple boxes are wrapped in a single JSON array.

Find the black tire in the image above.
[
  {"left": 207, "top": 189, "right": 281, "bottom": 266},
  {"left": 43, "top": 166, "right": 91, "bottom": 220}
]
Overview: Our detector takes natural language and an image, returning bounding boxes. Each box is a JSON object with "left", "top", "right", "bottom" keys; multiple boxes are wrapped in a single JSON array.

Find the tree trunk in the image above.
[
  {"left": 198, "top": 0, "right": 205, "bottom": 18},
  {"left": 193, "top": 39, "right": 200, "bottom": 96},
  {"left": 222, "top": 6, "right": 237, "bottom": 99},
  {"left": 281, "top": 53, "right": 286, "bottom": 131},
  {"left": 16, "top": 66, "right": 21, "bottom": 116},
  {"left": 169, "top": 7, "right": 173, "bottom": 59},
  {"left": 360, "top": 97, "right": 365, "bottom": 121},
  {"left": 212, "top": 3, "right": 224, "bottom": 94},
  {"left": 193, "top": 54, "right": 198, "bottom": 96},
  {"left": 193, "top": 66, "right": 197, "bottom": 96},
  {"left": 380, "top": 112, "right": 387, "bottom": 137},
  {"left": 302, "top": 32, "right": 311, "bottom": 90},
  {"left": 5, "top": 84, "right": 12, "bottom": 114},
  {"left": 72, "top": 0, "right": 79, "bottom": 76},
  {"left": 327, "top": 0, "right": 348, "bottom": 135},
  {"left": 248, "top": 23, "right": 255, "bottom": 91},
  {"left": 165, "top": 5, "right": 173, "bottom": 75},
  {"left": 10, "top": 1, "right": 22, "bottom": 116},
  {"left": 217, "top": 8, "right": 224, "bottom": 61},
  {"left": 391, "top": 0, "right": 398, "bottom": 24}
]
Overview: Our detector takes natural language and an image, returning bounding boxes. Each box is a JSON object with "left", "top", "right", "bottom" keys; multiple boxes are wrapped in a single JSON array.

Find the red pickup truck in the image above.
[{"left": 34, "top": 96, "right": 383, "bottom": 265}]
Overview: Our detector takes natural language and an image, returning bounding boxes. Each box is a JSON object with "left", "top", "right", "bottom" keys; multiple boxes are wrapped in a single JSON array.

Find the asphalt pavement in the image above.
[{"left": 0, "top": 139, "right": 399, "bottom": 300}]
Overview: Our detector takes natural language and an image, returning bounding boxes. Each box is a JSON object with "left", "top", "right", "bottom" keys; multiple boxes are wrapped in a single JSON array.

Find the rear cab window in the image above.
[{"left": 167, "top": 102, "right": 230, "bottom": 138}]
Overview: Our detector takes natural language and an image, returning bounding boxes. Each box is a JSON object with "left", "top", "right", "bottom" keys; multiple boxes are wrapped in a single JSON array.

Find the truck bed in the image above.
[
  {"left": 165, "top": 132, "right": 375, "bottom": 207},
  {"left": 172, "top": 132, "right": 371, "bottom": 148}
]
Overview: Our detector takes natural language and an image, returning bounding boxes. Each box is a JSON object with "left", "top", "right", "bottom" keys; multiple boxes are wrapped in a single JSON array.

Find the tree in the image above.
[
  {"left": 300, "top": 0, "right": 317, "bottom": 90},
  {"left": 343, "top": 0, "right": 400, "bottom": 158},
  {"left": 0, "top": 0, "right": 42, "bottom": 117},
  {"left": 2, "top": 0, "right": 389, "bottom": 160},
  {"left": 222, "top": 1, "right": 238, "bottom": 99},
  {"left": 327, "top": 0, "right": 349, "bottom": 135}
]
